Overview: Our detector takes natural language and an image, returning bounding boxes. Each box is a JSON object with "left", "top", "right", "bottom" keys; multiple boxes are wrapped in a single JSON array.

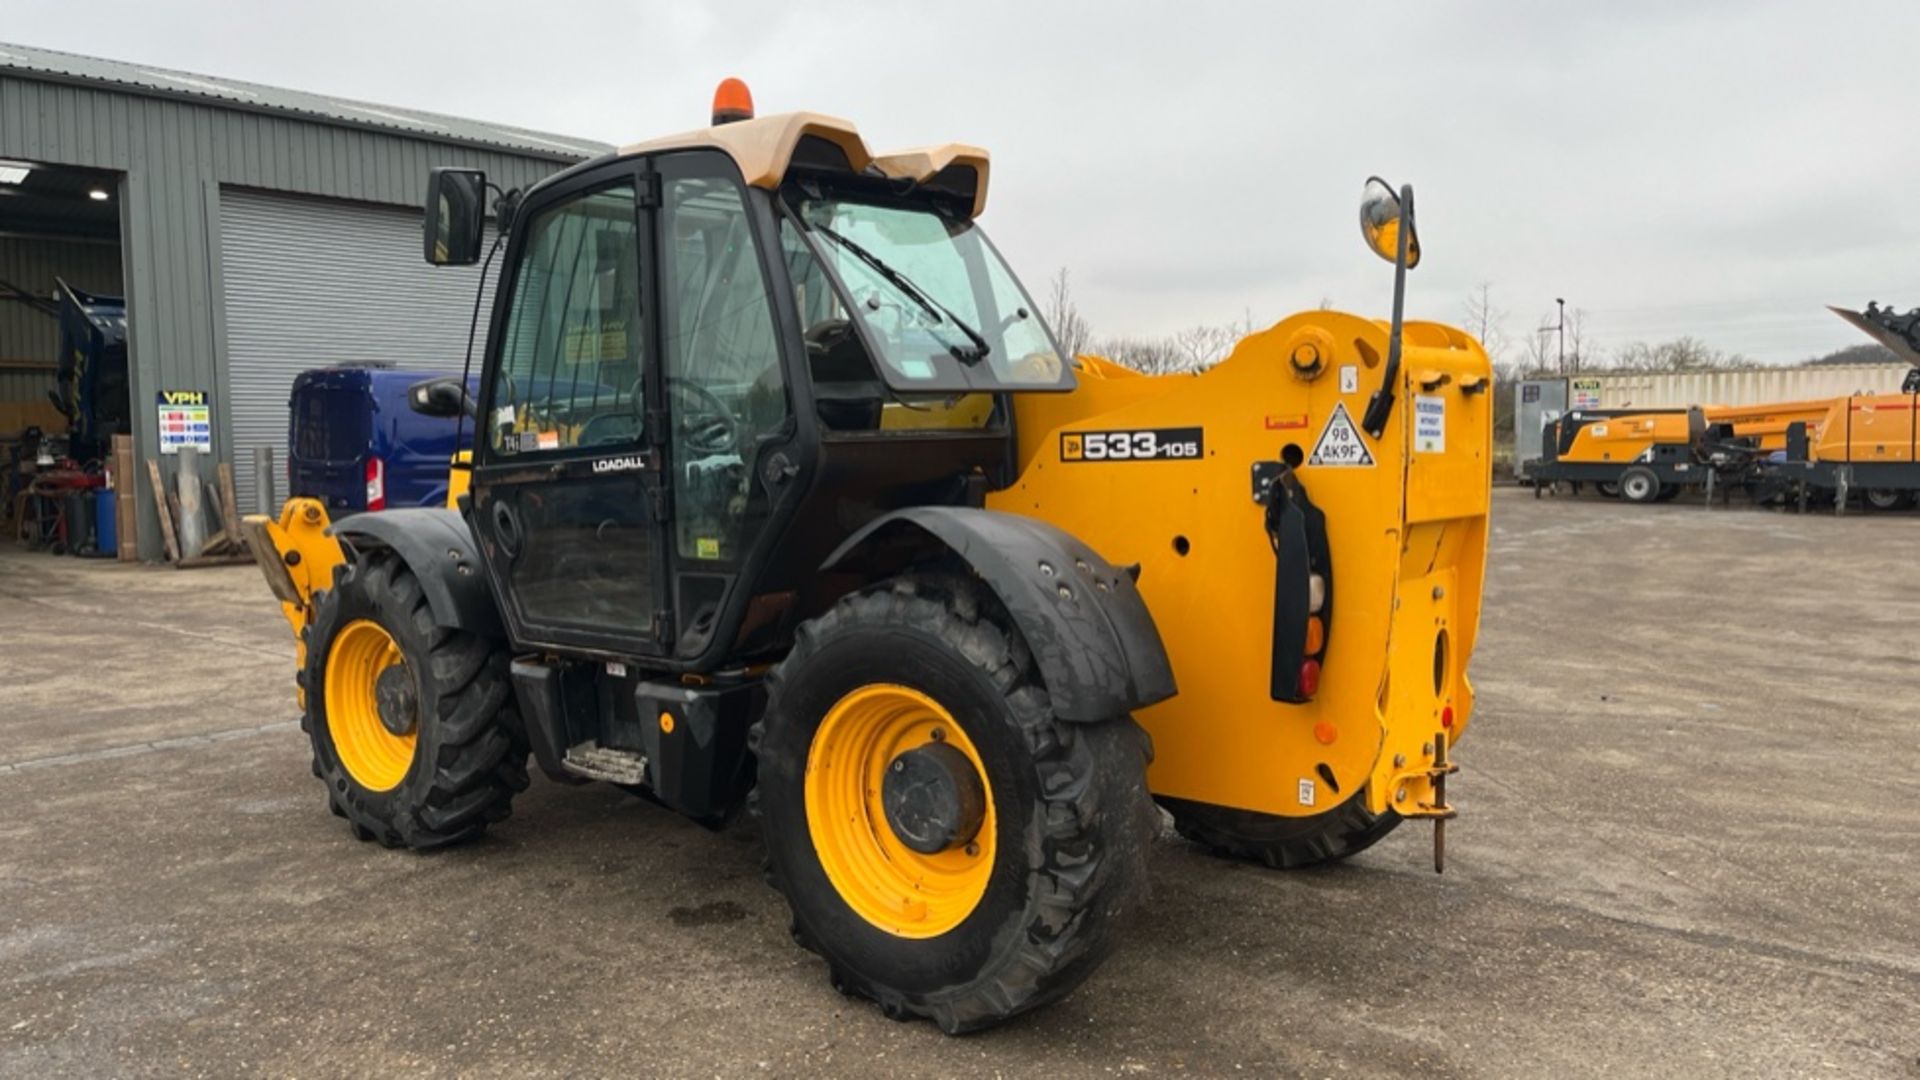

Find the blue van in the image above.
[{"left": 287, "top": 367, "right": 477, "bottom": 512}]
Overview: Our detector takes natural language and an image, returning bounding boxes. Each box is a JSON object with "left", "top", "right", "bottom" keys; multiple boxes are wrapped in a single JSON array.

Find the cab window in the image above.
[{"left": 488, "top": 185, "right": 642, "bottom": 456}]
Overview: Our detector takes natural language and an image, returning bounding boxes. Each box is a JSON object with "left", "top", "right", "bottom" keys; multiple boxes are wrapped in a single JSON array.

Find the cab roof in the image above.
[{"left": 617, "top": 111, "right": 991, "bottom": 219}]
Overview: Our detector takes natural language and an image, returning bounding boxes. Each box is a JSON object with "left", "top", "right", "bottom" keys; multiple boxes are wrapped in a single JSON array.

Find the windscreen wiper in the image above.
[{"left": 809, "top": 221, "right": 992, "bottom": 364}]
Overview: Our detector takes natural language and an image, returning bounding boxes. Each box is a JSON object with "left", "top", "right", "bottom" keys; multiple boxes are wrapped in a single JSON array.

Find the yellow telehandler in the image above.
[{"left": 244, "top": 81, "right": 1490, "bottom": 1032}]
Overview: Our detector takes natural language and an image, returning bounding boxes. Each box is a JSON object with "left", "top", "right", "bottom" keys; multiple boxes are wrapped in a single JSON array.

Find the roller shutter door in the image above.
[{"left": 220, "top": 188, "right": 498, "bottom": 513}]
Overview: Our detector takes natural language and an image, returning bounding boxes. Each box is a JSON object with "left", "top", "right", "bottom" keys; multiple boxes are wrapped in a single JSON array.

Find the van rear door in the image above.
[{"left": 288, "top": 370, "right": 373, "bottom": 512}]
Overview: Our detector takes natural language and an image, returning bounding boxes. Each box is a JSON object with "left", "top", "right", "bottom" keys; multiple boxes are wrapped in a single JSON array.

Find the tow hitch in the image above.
[{"left": 1393, "top": 729, "right": 1459, "bottom": 873}]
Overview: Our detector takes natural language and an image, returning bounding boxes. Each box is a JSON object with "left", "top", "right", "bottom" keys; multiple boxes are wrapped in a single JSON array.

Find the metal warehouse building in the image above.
[{"left": 0, "top": 42, "right": 605, "bottom": 558}]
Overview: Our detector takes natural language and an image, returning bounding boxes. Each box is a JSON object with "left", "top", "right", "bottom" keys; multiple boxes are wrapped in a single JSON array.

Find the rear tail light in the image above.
[
  {"left": 1298, "top": 659, "right": 1321, "bottom": 697},
  {"left": 365, "top": 456, "right": 386, "bottom": 511}
]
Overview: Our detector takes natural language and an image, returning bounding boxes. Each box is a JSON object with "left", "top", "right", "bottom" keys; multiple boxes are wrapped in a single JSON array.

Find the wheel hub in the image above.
[
  {"left": 803, "top": 683, "right": 998, "bottom": 938},
  {"left": 324, "top": 618, "right": 419, "bottom": 792},
  {"left": 881, "top": 742, "right": 986, "bottom": 854},
  {"left": 374, "top": 664, "right": 418, "bottom": 737}
]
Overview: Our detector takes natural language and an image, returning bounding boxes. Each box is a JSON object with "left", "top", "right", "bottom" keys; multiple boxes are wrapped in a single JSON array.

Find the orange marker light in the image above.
[
  {"left": 1313, "top": 721, "right": 1338, "bottom": 746},
  {"left": 1304, "top": 616, "right": 1325, "bottom": 655},
  {"left": 712, "top": 78, "right": 754, "bottom": 125}
]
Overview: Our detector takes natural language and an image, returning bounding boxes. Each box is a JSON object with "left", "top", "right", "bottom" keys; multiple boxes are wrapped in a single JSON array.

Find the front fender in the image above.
[
  {"left": 823, "top": 507, "right": 1176, "bottom": 721},
  {"left": 329, "top": 508, "right": 502, "bottom": 639}
]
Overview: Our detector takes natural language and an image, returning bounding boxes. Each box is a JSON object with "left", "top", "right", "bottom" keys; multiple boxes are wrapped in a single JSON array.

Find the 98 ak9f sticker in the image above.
[{"left": 1307, "top": 402, "right": 1374, "bottom": 467}]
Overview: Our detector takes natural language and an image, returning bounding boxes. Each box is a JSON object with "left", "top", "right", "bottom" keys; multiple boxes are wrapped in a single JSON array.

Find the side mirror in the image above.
[
  {"left": 1358, "top": 176, "right": 1420, "bottom": 438},
  {"left": 1360, "top": 177, "right": 1421, "bottom": 269},
  {"left": 408, "top": 376, "right": 475, "bottom": 419},
  {"left": 424, "top": 167, "right": 487, "bottom": 266}
]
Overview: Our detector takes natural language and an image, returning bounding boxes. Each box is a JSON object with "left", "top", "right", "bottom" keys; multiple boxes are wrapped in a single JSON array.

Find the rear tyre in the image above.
[
  {"left": 1863, "top": 487, "right": 1914, "bottom": 512},
  {"left": 1654, "top": 483, "right": 1683, "bottom": 502},
  {"left": 302, "top": 549, "right": 528, "bottom": 849},
  {"left": 752, "top": 575, "right": 1155, "bottom": 1034},
  {"left": 1163, "top": 788, "right": 1402, "bottom": 868},
  {"left": 1619, "top": 466, "right": 1661, "bottom": 504}
]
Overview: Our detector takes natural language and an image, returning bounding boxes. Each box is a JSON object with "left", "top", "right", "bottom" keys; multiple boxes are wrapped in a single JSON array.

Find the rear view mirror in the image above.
[
  {"left": 424, "top": 168, "right": 487, "bottom": 266},
  {"left": 408, "top": 376, "right": 474, "bottom": 418},
  {"left": 1360, "top": 177, "right": 1421, "bottom": 269}
]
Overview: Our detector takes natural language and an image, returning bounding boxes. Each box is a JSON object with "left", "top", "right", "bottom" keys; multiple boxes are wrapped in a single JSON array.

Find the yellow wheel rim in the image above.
[
  {"left": 804, "top": 684, "right": 997, "bottom": 938},
  {"left": 324, "top": 619, "right": 417, "bottom": 792}
]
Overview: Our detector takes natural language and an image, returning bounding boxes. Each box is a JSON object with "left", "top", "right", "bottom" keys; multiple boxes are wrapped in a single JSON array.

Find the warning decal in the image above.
[
  {"left": 1415, "top": 394, "right": 1445, "bottom": 453},
  {"left": 1307, "top": 402, "right": 1374, "bottom": 467}
]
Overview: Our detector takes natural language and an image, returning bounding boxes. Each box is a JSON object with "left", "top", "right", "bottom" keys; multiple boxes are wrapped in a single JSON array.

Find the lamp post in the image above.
[{"left": 1556, "top": 297, "right": 1567, "bottom": 374}]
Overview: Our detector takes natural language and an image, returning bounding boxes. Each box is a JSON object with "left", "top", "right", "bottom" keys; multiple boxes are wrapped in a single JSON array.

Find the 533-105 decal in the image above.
[{"left": 1060, "top": 427, "right": 1204, "bottom": 462}]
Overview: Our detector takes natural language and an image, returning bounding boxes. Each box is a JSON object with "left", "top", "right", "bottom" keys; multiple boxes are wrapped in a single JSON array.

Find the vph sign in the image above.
[{"left": 157, "top": 390, "right": 212, "bottom": 455}]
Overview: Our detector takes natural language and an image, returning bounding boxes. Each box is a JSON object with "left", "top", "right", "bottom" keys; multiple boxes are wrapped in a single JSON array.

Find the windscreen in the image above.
[{"left": 790, "top": 196, "right": 1073, "bottom": 395}]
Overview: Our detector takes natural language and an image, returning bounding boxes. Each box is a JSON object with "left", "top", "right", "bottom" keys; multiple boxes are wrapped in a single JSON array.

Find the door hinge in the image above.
[
  {"left": 650, "top": 609, "right": 674, "bottom": 642},
  {"left": 638, "top": 172, "right": 662, "bottom": 209},
  {"left": 648, "top": 483, "right": 673, "bottom": 523},
  {"left": 646, "top": 407, "right": 670, "bottom": 446}
]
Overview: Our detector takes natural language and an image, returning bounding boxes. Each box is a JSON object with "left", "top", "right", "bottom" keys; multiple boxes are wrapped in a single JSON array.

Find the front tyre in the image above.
[
  {"left": 753, "top": 576, "right": 1155, "bottom": 1034},
  {"left": 302, "top": 549, "right": 527, "bottom": 848}
]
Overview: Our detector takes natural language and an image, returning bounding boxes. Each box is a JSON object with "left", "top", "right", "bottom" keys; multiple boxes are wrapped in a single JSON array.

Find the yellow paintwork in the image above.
[
  {"left": 1707, "top": 399, "right": 1835, "bottom": 453},
  {"left": 1556, "top": 412, "right": 1690, "bottom": 464},
  {"left": 448, "top": 450, "right": 472, "bottom": 508},
  {"left": 324, "top": 619, "right": 418, "bottom": 791},
  {"left": 804, "top": 683, "right": 996, "bottom": 938},
  {"left": 1558, "top": 399, "right": 1839, "bottom": 464},
  {"left": 1807, "top": 391, "right": 1919, "bottom": 464},
  {"left": 992, "top": 314, "right": 1491, "bottom": 820},
  {"left": 242, "top": 498, "right": 348, "bottom": 708},
  {"left": 878, "top": 393, "right": 996, "bottom": 431}
]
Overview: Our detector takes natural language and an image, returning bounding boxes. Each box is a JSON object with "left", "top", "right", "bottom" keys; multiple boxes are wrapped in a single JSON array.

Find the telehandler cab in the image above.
[{"left": 244, "top": 81, "right": 1491, "bottom": 1032}]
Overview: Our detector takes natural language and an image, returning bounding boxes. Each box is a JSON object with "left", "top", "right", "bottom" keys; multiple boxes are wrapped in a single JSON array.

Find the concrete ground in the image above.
[{"left": 1, "top": 489, "right": 1916, "bottom": 1078}]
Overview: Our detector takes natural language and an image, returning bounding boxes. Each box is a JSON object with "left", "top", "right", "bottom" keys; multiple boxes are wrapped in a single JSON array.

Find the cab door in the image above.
[
  {"left": 655, "top": 151, "right": 795, "bottom": 657},
  {"left": 469, "top": 165, "right": 669, "bottom": 654}
]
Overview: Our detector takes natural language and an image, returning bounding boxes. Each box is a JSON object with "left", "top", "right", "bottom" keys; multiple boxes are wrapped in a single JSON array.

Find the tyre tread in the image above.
[{"left": 751, "top": 575, "right": 1154, "bottom": 1034}]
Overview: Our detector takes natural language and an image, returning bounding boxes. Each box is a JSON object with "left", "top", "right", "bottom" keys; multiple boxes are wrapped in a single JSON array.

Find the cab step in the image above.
[{"left": 560, "top": 742, "right": 648, "bottom": 785}]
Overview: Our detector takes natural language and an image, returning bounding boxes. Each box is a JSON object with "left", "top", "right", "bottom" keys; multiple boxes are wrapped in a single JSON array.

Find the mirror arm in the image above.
[
  {"left": 1363, "top": 182, "right": 1413, "bottom": 439},
  {"left": 490, "top": 184, "right": 523, "bottom": 234}
]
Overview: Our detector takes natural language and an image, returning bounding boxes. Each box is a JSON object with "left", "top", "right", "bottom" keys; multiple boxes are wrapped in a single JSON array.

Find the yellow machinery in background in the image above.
[
  {"left": 1757, "top": 303, "right": 1920, "bottom": 510},
  {"left": 1537, "top": 398, "right": 1838, "bottom": 503},
  {"left": 243, "top": 84, "right": 1490, "bottom": 1032},
  {"left": 1533, "top": 303, "right": 1920, "bottom": 510}
]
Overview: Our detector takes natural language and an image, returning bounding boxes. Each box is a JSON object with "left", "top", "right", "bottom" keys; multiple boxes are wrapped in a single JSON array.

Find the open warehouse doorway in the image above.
[{"left": 0, "top": 158, "right": 128, "bottom": 554}]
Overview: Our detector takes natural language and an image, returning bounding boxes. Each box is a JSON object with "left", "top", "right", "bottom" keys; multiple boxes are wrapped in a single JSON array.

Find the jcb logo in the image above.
[
  {"left": 160, "top": 390, "right": 207, "bottom": 406},
  {"left": 1061, "top": 434, "right": 1085, "bottom": 461}
]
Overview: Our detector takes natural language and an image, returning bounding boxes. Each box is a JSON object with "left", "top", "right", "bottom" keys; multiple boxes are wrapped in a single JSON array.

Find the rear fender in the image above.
[
  {"left": 328, "top": 507, "right": 502, "bottom": 638},
  {"left": 822, "top": 507, "right": 1176, "bottom": 721}
]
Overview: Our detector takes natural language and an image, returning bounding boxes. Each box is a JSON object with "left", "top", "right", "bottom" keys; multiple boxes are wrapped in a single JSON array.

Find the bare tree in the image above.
[
  {"left": 1523, "top": 320, "right": 1557, "bottom": 374},
  {"left": 1604, "top": 337, "right": 1744, "bottom": 372},
  {"left": 1170, "top": 324, "right": 1238, "bottom": 370},
  {"left": 1042, "top": 268, "right": 1092, "bottom": 360},
  {"left": 1567, "top": 307, "right": 1590, "bottom": 373},
  {"left": 1461, "top": 282, "right": 1509, "bottom": 364},
  {"left": 1097, "top": 336, "right": 1188, "bottom": 375}
]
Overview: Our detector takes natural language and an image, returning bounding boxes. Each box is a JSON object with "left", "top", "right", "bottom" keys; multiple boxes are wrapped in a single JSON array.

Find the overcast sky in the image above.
[{"left": 9, "top": 0, "right": 1917, "bottom": 365}]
